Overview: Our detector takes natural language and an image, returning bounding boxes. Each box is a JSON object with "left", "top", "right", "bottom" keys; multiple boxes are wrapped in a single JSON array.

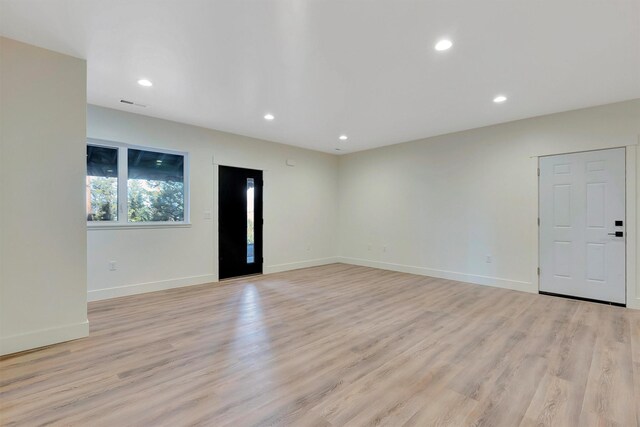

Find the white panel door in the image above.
[{"left": 539, "top": 148, "right": 625, "bottom": 304}]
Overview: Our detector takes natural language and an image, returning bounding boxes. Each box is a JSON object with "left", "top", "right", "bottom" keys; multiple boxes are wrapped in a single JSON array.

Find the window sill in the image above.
[{"left": 87, "top": 223, "right": 192, "bottom": 230}]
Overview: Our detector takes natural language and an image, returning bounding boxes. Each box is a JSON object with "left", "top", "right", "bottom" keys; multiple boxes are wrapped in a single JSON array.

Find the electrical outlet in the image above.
[
  {"left": 306, "top": 245, "right": 311, "bottom": 251},
  {"left": 367, "top": 244, "right": 372, "bottom": 251},
  {"left": 382, "top": 246, "right": 387, "bottom": 253},
  {"left": 109, "top": 261, "right": 117, "bottom": 271},
  {"left": 486, "top": 255, "right": 492, "bottom": 263}
]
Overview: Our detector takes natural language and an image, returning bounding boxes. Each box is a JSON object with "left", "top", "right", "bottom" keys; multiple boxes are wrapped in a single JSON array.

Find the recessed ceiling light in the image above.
[
  {"left": 493, "top": 95, "right": 507, "bottom": 103},
  {"left": 264, "top": 113, "right": 275, "bottom": 121},
  {"left": 434, "top": 39, "right": 453, "bottom": 51},
  {"left": 339, "top": 135, "right": 348, "bottom": 141},
  {"left": 137, "top": 79, "right": 153, "bottom": 87}
]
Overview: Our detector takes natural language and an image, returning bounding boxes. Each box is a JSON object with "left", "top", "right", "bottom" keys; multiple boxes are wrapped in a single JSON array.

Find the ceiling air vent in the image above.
[{"left": 120, "top": 99, "right": 147, "bottom": 108}]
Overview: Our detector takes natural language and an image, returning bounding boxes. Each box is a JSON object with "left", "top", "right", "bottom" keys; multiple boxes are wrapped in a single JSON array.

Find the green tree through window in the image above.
[{"left": 87, "top": 143, "right": 187, "bottom": 224}]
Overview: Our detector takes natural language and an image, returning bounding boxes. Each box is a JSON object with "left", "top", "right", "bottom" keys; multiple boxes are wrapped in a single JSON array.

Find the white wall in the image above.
[
  {"left": 87, "top": 105, "right": 338, "bottom": 301},
  {"left": 338, "top": 99, "right": 640, "bottom": 309},
  {"left": 1, "top": 39, "right": 637, "bottom": 359},
  {"left": 0, "top": 37, "right": 88, "bottom": 355}
]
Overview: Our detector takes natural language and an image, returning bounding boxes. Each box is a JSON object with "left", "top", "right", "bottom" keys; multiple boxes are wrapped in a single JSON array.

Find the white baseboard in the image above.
[
  {"left": 264, "top": 257, "right": 340, "bottom": 274},
  {"left": 88, "top": 274, "right": 217, "bottom": 302},
  {"left": 88, "top": 258, "right": 339, "bottom": 302},
  {"left": 627, "top": 298, "right": 640, "bottom": 310},
  {"left": 337, "top": 257, "right": 536, "bottom": 293},
  {"left": 0, "top": 320, "right": 89, "bottom": 356}
]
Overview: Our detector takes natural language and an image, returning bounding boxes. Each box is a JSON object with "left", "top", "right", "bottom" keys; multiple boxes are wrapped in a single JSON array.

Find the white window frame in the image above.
[{"left": 87, "top": 138, "right": 191, "bottom": 229}]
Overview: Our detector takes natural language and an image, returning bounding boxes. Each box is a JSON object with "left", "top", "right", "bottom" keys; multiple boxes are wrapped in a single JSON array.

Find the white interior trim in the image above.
[
  {"left": 88, "top": 224, "right": 193, "bottom": 230},
  {"left": 626, "top": 145, "right": 639, "bottom": 308},
  {"left": 0, "top": 320, "right": 89, "bottom": 356},
  {"left": 86, "top": 260, "right": 341, "bottom": 302},
  {"left": 87, "top": 274, "right": 217, "bottom": 302},
  {"left": 338, "top": 257, "right": 535, "bottom": 293},
  {"left": 264, "top": 257, "right": 340, "bottom": 274}
]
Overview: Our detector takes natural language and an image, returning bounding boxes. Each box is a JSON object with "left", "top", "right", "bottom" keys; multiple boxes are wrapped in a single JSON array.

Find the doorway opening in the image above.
[
  {"left": 538, "top": 147, "right": 626, "bottom": 305},
  {"left": 219, "top": 166, "right": 263, "bottom": 280}
]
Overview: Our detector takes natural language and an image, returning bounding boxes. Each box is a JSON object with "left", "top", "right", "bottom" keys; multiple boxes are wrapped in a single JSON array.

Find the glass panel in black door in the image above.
[{"left": 219, "top": 166, "right": 263, "bottom": 279}]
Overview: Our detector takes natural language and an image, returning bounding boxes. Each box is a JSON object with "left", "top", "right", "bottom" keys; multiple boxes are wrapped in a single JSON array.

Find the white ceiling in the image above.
[{"left": 1, "top": 0, "right": 639, "bottom": 154}]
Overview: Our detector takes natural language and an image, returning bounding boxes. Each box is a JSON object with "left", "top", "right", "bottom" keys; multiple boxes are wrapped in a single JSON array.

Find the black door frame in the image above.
[{"left": 216, "top": 162, "right": 265, "bottom": 280}]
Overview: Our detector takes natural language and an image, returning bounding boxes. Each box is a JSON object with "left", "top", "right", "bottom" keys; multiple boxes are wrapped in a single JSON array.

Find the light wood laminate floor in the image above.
[{"left": 1, "top": 264, "right": 640, "bottom": 426}]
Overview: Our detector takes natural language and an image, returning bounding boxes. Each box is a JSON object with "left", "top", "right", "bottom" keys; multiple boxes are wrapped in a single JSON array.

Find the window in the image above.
[
  {"left": 86, "top": 146, "right": 118, "bottom": 221},
  {"left": 87, "top": 140, "right": 189, "bottom": 226},
  {"left": 128, "top": 149, "right": 185, "bottom": 222},
  {"left": 247, "top": 178, "right": 255, "bottom": 263}
]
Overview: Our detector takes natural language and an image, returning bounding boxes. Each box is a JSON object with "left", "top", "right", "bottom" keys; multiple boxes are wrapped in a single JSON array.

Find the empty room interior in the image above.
[{"left": 1, "top": 1, "right": 640, "bottom": 426}]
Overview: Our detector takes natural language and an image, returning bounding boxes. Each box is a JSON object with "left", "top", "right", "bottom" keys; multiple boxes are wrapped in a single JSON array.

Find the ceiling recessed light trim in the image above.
[
  {"left": 264, "top": 113, "right": 275, "bottom": 121},
  {"left": 137, "top": 79, "right": 153, "bottom": 87},
  {"left": 434, "top": 39, "right": 453, "bottom": 51},
  {"left": 339, "top": 135, "right": 348, "bottom": 141},
  {"left": 493, "top": 95, "right": 507, "bottom": 103}
]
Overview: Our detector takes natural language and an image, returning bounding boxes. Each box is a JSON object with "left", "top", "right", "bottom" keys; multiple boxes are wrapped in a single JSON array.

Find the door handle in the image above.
[{"left": 608, "top": 231, "right": 624, "bottom": 237}]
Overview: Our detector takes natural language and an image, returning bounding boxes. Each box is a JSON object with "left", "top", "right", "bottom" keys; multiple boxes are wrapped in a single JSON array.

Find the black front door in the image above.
[{"left": 219, "top": 166, "right": 263, "bottom": 280}]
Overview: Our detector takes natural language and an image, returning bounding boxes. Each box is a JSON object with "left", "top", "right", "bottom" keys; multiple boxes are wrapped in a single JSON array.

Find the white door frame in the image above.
[{"left": 533, "top": 145, "right": 638, "bottom": 309}]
